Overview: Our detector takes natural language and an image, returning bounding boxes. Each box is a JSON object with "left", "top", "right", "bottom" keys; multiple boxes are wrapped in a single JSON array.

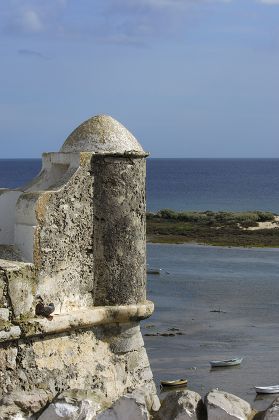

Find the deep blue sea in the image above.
[
  {"left": 1, "top": 158, "right": 279, "bottom": 212},
  {"left": 147, "top": 158, "right": 279, "bottom": 212}
]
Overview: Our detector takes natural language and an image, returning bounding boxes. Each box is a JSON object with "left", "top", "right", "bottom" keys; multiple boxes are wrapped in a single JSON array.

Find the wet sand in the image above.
[{"left": 143, "top": 243, "right": 279, "bottom": 412}]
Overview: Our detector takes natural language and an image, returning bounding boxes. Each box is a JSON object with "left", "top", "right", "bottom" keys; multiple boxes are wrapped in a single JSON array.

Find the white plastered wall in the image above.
[
  {"left": 14, "top": 192, "right": 38, "bottom": 262},
  {"left": 14, "top": 153, "right": 78, "bottom": 262},
  {"left": 1, "top": 153, "right": 78, "bottom": 261},
  {"left": 0, "top": 189, "right": 22, "bottom": 244}
]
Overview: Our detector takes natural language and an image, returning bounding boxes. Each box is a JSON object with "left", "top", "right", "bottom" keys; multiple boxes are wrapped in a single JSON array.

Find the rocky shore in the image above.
[{"left": 30, "top": 386, "right": 279, "bottom": 419}]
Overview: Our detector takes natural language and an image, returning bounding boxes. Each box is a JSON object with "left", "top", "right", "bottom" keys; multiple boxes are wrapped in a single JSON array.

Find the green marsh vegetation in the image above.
[{"left": 146, "top": 210, "right": 279, "bottom": 247}]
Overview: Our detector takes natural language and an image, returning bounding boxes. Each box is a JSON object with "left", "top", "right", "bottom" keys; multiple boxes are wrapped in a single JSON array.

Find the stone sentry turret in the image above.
[{"left": 0, "top": 115, "right": 156, "bottom": 418}]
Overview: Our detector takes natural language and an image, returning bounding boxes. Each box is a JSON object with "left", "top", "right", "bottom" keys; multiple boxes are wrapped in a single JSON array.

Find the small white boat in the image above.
[
  {"left": 255, "top": 385, "right": 279, "bottom": 394},
  {"left": 210, "top": 357, "right": 243, "bottom": 368}
]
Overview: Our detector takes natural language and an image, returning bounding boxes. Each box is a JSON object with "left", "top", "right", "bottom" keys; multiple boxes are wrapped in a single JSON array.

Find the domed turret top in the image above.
[{"left": 60, "top": 115, "right": 144, "bottom": 154}]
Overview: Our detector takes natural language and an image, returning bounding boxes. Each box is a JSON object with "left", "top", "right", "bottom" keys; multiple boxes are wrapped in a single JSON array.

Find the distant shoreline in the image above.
[{"left": 146, "top": 210, "right": 279, "bottom": 247}]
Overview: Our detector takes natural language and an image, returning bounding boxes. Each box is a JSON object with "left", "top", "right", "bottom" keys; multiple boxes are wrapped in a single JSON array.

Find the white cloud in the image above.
[
  {"left": 135, "top": 0, "right": 189, "bottom": 8},
  {"left": 98, "top": 0, "right": 233, "bottom": 47},
  {"left": 20, "top": 10, "right": 44, "bottom": 33},
  {"left": 56, "top": 0, "right": 68, "bottom": 6},
  {"left": 258, "top": 0, "right": 279, "bottom": 4},
  {"left": 142, "top": 0, "right": 230, "bottom": 5},
  {"left": 0, "top": 0, "right": 251, "bottom": 46},
  {"left": 97, "top": 34, "right": 146, "bottom": 47},
  {"left": 0, "top": 1, "right": 68, "bottom": 36},
  {"left": 109, "top": 0, "right": 231, "bottom": 11}
]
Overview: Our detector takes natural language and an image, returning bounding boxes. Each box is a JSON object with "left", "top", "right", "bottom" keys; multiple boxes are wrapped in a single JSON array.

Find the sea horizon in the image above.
[{"left": 1, "top": 158, "right": 279, "bottom": 213}]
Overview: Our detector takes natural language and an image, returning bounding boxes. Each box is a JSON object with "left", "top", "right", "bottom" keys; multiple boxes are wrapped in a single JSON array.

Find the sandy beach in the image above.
[{"left": 143, "top": 243, "right": 279, "bottom": 412}]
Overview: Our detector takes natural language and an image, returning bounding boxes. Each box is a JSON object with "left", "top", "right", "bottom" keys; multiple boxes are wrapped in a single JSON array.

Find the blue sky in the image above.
[{"left": 0, "top": 0, "right": 279, "bottom": 158}]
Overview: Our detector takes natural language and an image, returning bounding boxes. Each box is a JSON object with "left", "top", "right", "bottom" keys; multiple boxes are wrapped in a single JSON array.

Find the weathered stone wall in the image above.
[
  {"left": 0, "top": 268, "right": 8, "bottom": 311},
  {"left": 93, "top": 155, "right": 146, "bottom": 306},
  {"left": 35, "top": 154, "right": 94, "bottom": 312},
  {"left": 0, "top": 322, "right": 155, "bottom": 419},
  {"left": 0, "top": 251, "right": 36, "bottom": 321}
]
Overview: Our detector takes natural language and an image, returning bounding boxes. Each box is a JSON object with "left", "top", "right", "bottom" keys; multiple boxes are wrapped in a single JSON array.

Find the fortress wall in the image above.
[
  {"left": 0, "top": 115, "right": 156, "bottom": 419},
  {"left": 93, "top": 155, "right": 146, "bottom": 306}
]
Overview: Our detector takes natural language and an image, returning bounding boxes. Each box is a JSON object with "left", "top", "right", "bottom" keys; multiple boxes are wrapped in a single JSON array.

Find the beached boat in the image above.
[
  {"left": 210, "top": 357, "right": 243, "bottom": 368},
  {"left": 160, "top": 379, "right": 188, "bottom": 388},
  {"left": 255, "top": 385, "right": 279, "bottom": 394}
]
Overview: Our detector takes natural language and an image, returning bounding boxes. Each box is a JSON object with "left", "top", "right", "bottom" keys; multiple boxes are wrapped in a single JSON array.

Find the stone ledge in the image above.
[{"left": 0, "top": 301, "right": 154, "bottom": 342}]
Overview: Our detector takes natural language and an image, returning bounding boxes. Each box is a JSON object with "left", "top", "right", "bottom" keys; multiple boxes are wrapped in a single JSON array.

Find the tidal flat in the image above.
[{"left": 143, "top": 243, "right": 279, "bottom": 412}]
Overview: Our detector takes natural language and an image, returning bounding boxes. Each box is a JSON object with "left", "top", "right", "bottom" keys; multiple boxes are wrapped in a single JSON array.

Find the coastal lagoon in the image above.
[
  {"left": 144, "top": 243, "right": 279, "bottom": 411},
  {"left": 1, "top": 159, "right": 279, "bottom": 411}
]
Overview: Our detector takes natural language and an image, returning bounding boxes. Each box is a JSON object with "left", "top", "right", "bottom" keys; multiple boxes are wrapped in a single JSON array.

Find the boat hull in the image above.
[
  {"left": 210, "top": 358, "right": 243, "bottom": 367},
  {"left": 255, "top": 386, "right": 279, "bottom": 394},
  {"left": 147, "top": 269, "right": 161, "bottom": 274},
  {"left": 160, "top": 379, "right": 188, "bottom": 388}
]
